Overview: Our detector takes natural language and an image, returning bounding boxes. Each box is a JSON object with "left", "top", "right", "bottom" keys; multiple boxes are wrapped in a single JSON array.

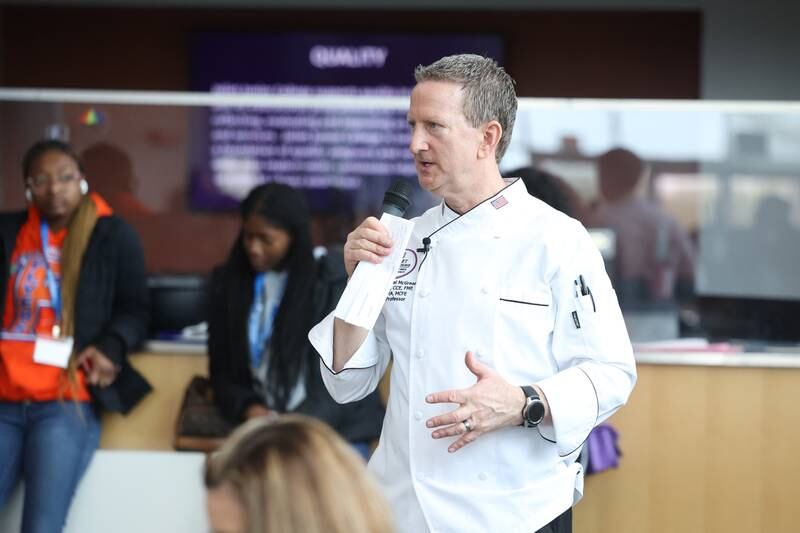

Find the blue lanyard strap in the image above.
[
  {"left": 248, "top": 272, "right": 288, "bottom": 370},
  {"left": 40, "top": 221, "right": 61, "bottom": 323},
  {"left": 248, "top": 273, "right": 268, "bottom": 369}
]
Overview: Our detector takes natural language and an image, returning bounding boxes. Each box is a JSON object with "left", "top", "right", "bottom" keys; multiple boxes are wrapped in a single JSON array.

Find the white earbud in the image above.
[
  {"left": 80, "top": 179, "right": 89, "bottom": 195},
  {"left": 25, "top": 189, "right": 32, "bottom": 202}
]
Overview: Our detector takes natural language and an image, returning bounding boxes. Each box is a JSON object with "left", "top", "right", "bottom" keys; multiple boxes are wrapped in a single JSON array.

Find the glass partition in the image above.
[{"left": 2, "top": 90, "right": 799, "bottom": 344}]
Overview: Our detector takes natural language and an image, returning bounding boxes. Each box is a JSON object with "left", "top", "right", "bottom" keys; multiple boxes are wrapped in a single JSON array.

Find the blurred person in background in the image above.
[
  {"left": 738, "top": 195, "right": 800, "bottom": 297},
  {"left": 0, "top": 139, "right": 151, "bottom": 532},
  {"left": 588, "top": 147, "right": 695, "bottom": 305},
  {"left": 80, "top": 142, "right": 152, "bottom": 218},
  {"left": 505, "top": 166, "right": 581, "bottom": 217},
  {"left": 205, "top": 414, "right": 394, "bottom": 533},
  {"left": 207, "top": 183, "right": 383, "bottom": 458}
]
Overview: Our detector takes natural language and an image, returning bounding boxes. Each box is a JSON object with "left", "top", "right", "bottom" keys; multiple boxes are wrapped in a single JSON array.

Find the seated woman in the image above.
[
  {"left": 205, "top": 414, "right": 394, "bottom": 533},
  {"left": 208, "top": 183, "right": 383, "bottom": 456},
  {"left": 0, "top": 139, "right": 150, "bottom": 532}
]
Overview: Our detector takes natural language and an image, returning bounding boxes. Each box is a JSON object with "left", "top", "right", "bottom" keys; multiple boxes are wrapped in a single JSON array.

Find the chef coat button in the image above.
[
  {"left": 478, "top": 472, "right": 488, "bottom": 481},
  {"left": 481, "top": 286, "right": 489, "bottom": 294},
  {"left": 419, "top": 290, "right": 429, "bottom": 298},
  {"left": 414, "top": 411, "right": 423, "bottom": 421},
  {"left": 416, "top": 349, "right": 425, "bottom": 359}
]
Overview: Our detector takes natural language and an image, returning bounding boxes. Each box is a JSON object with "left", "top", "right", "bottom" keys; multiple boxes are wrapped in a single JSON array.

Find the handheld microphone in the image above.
[
  {"left": 381, "top": 179, "right": 427, "bottom": 253},
  {"left": 381, "top": 179, "right": 412, "bottom": 218}
]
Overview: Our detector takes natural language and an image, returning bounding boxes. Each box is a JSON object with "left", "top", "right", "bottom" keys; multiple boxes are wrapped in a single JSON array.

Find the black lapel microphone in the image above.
[{"left": 416, "top": 237, "right": 431, "bottom": 253}]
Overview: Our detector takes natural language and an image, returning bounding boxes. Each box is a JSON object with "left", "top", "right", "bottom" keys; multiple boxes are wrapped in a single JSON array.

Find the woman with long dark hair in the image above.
[{"left": 208, "top": 183, "right": 383, "bottom": 453}]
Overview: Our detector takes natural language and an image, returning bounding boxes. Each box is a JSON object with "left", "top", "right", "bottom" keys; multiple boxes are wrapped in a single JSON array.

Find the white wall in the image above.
[{"left": 0, "top": 451, "right": 208, "bottom": 533}]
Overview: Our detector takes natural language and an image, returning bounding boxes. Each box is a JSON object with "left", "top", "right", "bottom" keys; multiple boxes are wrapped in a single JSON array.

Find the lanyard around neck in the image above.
[
  {"left": 248, "top": 271, "right": 288, "bottom": 370},
  {"left": 40, "top": 221, "right": 62, "bottom": 335},
  {"left": 249, "top": 273, "right": 269, "bottom": 369}
]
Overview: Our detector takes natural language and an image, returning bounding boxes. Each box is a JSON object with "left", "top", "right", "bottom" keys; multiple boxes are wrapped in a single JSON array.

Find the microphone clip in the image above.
[{"left": 416, "top": 237, "right": 432, "bottom": 254}]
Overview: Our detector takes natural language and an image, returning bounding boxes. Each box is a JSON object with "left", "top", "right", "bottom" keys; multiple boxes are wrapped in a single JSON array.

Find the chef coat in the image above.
[{"left": 309, "top": 178, "right": 636, "bottom": 533}]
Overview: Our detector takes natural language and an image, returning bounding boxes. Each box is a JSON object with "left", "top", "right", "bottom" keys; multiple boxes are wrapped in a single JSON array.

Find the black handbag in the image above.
[{"left": 173, "top": 375, "right": 236, "bottom": 452}]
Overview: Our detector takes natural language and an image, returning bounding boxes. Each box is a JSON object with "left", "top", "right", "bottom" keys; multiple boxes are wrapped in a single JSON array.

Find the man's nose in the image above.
[{"left": 409, "top": 128, "right": 428, "bottom": 155}]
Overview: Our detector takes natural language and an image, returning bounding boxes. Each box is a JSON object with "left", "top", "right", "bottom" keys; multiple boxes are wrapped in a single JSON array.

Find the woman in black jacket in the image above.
[
  {"left": 208, "top": 183, "right": 383, "bottom": 456},
  {"left": 0, "top": 139, "right": 150, "bottom": 533}
]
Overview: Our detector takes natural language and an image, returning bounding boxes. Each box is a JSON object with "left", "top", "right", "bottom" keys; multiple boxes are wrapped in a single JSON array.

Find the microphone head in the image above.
[{"left": 382, "top": 179, "right": 413, "bottom": 217}]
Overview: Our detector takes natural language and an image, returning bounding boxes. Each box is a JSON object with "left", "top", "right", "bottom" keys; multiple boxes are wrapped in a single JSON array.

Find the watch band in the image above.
[{"left": 521, "top": 385, "right": 537, "bottom": 401}]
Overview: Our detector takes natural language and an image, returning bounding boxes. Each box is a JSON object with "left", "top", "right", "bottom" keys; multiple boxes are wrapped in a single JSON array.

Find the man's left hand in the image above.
[{"left": 425, "top": 351, "right": 525, "bottom": 453}]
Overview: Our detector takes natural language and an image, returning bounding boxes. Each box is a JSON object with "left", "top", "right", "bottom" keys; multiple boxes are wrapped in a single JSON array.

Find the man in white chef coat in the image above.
[{"left": 309, "top": 54, "right": 637, "bottom": 533}]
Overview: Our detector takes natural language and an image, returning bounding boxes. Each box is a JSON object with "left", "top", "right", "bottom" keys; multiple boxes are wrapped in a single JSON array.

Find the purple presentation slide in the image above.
[{"left": 188, "top": 32, "right": 503, "bottom": 215}]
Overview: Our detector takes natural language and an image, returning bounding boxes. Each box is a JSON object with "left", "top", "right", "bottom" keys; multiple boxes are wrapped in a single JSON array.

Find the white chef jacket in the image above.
[{"left": 309, "top": 178, "right": 636, "bottom": 533}]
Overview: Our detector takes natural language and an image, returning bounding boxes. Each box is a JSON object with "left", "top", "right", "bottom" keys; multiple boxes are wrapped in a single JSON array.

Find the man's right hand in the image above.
[{"left": 343, "top": 216, "right": 393, "bottom": 277}]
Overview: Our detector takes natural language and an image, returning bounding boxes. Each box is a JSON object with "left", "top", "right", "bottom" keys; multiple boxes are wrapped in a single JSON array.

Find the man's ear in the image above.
[{"left": 477, "top": 120, "right": 502, "bottom": 160}]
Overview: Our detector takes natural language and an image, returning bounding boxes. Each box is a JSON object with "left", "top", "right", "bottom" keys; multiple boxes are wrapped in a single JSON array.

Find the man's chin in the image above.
[{"left": 417, "top": 175, "right": 439, "bottom": 194}]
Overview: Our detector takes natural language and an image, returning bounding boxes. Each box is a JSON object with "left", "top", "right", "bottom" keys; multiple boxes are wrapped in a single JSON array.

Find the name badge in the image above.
[{"left": 33, "top": 336, "right": 75, "bottom": 368}]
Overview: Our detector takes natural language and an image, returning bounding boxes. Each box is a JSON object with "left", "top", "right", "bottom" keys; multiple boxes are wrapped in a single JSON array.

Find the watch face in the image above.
[{"left": 525, "top": 400, "right": 545, "bottom": 426}]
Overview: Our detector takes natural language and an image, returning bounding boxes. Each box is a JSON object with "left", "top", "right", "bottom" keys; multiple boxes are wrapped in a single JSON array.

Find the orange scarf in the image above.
[{"left": 0, "top": 194, "right": 112, "bottom": 402}]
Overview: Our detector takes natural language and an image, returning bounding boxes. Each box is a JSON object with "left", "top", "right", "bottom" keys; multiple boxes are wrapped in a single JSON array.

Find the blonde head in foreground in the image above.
[{"left": 204, "top": 414, "right": 394, "bottom": 533}]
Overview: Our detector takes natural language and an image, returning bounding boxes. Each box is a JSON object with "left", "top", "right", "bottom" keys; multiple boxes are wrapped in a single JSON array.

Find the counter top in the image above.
[
  {"left": 143, "top": 340, "right": 206, "bottom": 355},
  {"left": 634, "top": 350, "right": 800, "bottom": 368},
  {"left": 632, "top": 338, "right": 800, "bottom": 368},
  {"left": 141, "top": 339, "right": 800, "bottom": 368}
]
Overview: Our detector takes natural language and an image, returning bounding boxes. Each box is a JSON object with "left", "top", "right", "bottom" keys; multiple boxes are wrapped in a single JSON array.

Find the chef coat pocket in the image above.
[
  {"left": 495, "top": 287, "right": 555, "bottom": 354},
  {"left": 498, "top": 288, "right": 552, "bottom": 309}
]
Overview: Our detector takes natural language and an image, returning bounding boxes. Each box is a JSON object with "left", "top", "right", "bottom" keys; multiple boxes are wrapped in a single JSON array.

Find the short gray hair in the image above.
[{"left": 414, "top": 54, "right": 517, "bottom": 162}]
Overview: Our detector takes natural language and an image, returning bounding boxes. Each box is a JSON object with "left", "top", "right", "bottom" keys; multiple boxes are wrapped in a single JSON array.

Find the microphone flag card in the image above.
[{"left": 334, "top": 214, "right": 415, "bottom": 329}]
